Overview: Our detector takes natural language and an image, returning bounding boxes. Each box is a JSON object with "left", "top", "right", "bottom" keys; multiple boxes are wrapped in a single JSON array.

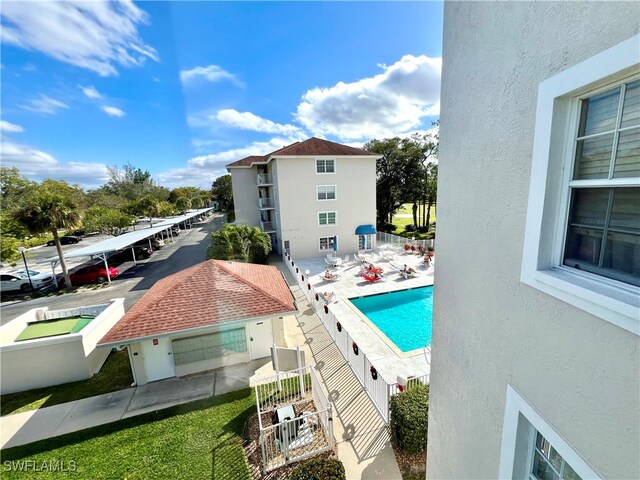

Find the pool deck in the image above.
[{"left": 293, "top": 243, "right": 433, "bottom": 384}]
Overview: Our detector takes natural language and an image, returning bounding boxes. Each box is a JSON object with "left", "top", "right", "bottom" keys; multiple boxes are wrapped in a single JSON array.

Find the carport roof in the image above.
[
  {"left": 40, "top": 208, "right": 213, "bottom": 264},
  {"left": 98, "top": 260, "right": 297, "bottom": 346},
  {"left": 40, "top": 225, "right": 170, "bottom": 263}
]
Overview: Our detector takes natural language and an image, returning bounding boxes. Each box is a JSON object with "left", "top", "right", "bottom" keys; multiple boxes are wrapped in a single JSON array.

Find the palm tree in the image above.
[
  {"left": 14, "top": 183, "right": 82, "bottom": 288},
  {"left": 138, "top": 196, "right": 160, "bottom": 227}
]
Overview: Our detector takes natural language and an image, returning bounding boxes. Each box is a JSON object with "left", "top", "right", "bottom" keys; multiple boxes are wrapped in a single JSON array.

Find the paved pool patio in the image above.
[{"left": 290, "top": 243, "right": 433, "bottom": 384}]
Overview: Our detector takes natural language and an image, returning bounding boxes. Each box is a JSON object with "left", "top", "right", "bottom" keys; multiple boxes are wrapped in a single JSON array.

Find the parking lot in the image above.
[{"left": 0, "top": 213, "right": 225, "bottom": 325}]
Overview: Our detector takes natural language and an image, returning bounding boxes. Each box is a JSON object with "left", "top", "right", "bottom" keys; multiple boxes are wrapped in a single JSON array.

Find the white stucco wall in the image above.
[
  {"left": 230, "top": 167, "right": 260, "bottom": 226},
  {"left": 428, "top": 3, "right": 639, "bottom": 479},
  {"left": 0, "top": 299, "right": 125, "bottom": 394},
  {"left": 275, "top": 156, "right": 377, "bottom": 259}
]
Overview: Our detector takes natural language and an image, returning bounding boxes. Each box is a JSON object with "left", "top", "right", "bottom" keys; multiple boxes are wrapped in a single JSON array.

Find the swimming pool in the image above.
[{"left": 349, "top": 287, "right": 433, "bottom": 352}]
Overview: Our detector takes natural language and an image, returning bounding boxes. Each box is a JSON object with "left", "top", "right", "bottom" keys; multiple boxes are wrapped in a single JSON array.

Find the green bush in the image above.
[
  {"left": 225, "top": 208, "right": 235, "bottom": 223},
  {"left": 389, "top": 383, "right": 429, "bottom": 453},
  {"left": 289, "top": 458, "right": 345, "bottom": 480},
  {"left": 23, "top": 234, "right": 53, "bottom": 248}
]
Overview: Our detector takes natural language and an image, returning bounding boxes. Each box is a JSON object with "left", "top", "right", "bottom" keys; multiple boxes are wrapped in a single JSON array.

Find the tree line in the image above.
[{"left": 0, "top": 164, "right": 216, "bottom": 285}]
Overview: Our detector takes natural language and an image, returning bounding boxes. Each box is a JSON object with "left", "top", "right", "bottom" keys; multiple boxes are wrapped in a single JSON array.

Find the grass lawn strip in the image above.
[
  {"left": 1, "top": 389, "right": 254, "bottom": 480},
  {"left": 1, "top": 349, "right": 133, "bottom": 416}
]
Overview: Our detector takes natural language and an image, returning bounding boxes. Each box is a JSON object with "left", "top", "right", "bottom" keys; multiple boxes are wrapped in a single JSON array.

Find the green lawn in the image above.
[
  {"left": 1, "top": 349, "right": 133, "bottom": 416},
  {"left": 391, "top": 204, "right": 436, "bottom": 240},
  {"left": 1, "top": 389, "right": 254, "bottom": 480}
]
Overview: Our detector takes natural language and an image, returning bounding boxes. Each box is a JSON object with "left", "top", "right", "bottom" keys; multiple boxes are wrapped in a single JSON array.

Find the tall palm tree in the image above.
[
  {"left": 139, "top": 196, "right": 160, "bottom": 227},
  {"left": 14, "top": 184, "right": 82, "bottom": 288},
  {"left": 175, "top": 197, "right": 191, "bottom": 214}
]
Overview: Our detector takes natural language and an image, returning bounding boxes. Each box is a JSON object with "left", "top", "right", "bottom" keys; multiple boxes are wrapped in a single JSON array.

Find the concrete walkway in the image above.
[
  {"left": 280, "top": 266, "right": 402, "bottom": 480},
  {"left": 0, "top": 359, "right": 268, "bottom": 449}
]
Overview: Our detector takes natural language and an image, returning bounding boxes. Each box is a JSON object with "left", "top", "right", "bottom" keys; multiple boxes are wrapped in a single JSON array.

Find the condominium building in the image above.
[
  {"left": 429, "top": 2, "right": 639, "bottom": 479},
  {"left": 227, "top": 137, "right": 380, "bottom": 259}
]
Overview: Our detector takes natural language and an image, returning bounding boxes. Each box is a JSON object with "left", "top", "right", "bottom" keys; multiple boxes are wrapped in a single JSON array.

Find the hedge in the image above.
[
  {"left": 289, "top": 458, "right": 345, "bottom": 480},
  {"left": 389, "top": 383, "right": 429, "bottom": 453}
]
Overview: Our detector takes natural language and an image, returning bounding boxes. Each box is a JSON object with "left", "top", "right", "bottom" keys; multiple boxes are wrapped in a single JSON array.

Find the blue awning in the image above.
[{"left": 355, "top": 224, "right": 376, "bottom": 235}]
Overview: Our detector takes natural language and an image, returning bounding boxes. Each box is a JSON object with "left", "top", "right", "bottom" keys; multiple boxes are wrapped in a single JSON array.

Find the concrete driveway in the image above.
[{"left": 0, "top": 213, "right": 225, "bottom": 324}]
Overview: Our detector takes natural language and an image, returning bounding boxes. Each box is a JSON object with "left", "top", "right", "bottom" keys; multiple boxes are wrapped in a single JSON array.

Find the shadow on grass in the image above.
[
  {"left": 211, "top": 438, "right": 252, "bottom": 480},
  {"left": 1, "top": 349, "right": 134, "bottom": 416},
  {"left": 2, "top": 388, "right": 255, "bottom": 461}
]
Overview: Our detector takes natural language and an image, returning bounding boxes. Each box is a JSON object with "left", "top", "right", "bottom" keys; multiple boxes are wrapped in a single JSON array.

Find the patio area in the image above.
[{"left": 290, "top": 241, "right": 433, "bottom": 388}]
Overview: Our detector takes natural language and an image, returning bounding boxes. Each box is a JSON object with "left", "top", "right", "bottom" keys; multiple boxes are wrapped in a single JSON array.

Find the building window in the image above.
[
  {"left": 317, "top": 185, "right": 337, "bottom": 200},
  {"left": 531, "top": 432, "right": 583, "bottom": 480},
  {"left": 521, "top": 35, "right": 640, "bottom": 334},
  {"left": 171, "top": 328, "right": 247, "bottom": 365},
  {"left": 316, "top": 159, "right": 335, "bottom": 173},
  {"left": 319, "top": 211, "right": 337, "bottom": 226},
  {"left": 563, "top": 80, "right": 639, "bottom": 286},
  {"left": 319, "top": 236, "right": 336, "bottom": 251}
]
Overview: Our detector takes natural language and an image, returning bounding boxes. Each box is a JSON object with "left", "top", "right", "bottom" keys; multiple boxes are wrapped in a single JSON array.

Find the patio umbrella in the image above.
[{"left": 333, "top": 235, "right": 338, "bottom": 252}]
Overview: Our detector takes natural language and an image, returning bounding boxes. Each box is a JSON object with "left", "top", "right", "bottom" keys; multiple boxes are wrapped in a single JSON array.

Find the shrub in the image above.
[
  {"left": 378, "top": 222, "right": 396, "bottom": 233},
  {"left": 404, "top": 224, "right": 417, "bottom": 233},
  {"left": 225, "top": 208, "right": 235, "bottom": 223},
  {"left": 289, "top": 458, "right": 346, "bottom": 480},
  {"left": 389, "top": 383, "right": 429, "bottom": 453}
]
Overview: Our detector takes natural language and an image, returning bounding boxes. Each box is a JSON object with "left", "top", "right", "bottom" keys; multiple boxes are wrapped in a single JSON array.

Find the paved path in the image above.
[
  {"left": 0, "top": 359, "right": 267, "bottom": 449},
  {"left": 278, "top": 262, "right": 402, "bottom": 480}
]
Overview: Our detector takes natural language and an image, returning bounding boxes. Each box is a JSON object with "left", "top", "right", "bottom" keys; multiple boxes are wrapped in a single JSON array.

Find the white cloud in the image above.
[
  {"left": 80, "top": 85, "right": 103, "bottom": 99},
  {"left": 0, "top": 140, "right": 110, "bottom": 189},
  {"left": 180, "top": 65, "right": 242, "bottom": 86},
  {"left": 0, "top": 0, "right": 158, "bottom": 76},
  {"left": 21, "top": 94, "right": 70, "bottom": 115},
  {"left": 216, "top": 109, "right": 305, "bottom": 137},
  {"left": 102, "top": 106, "right": 125, "bottom": 117},
  {"left": 296, "top": 54, "right": 441, "bottom": 140},
  {"left": 0, "top": 120, "right": 24, "bottom": 133},
  {"left": 156, "top": 137, "right": 298, "bottom": 189}
]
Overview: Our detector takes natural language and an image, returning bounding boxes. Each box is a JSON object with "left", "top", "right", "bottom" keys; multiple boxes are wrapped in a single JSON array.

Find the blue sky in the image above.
[{"left": 1, "top": 1, "right": 443, "bottom": 190}]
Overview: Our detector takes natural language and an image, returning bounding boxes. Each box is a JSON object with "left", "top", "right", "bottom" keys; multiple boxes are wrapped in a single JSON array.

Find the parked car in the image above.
[
  {"left": 106, "top": 247, "right": 152, "bottom": 266},
  {"left": 170, "top": 226, "right": 180, "bottom": 235},
  {"left": 0, "top": 269, "right": 55, "bottom": 292},
  {"left": 47, "top": 235, "right": 81, "bottom": 246},
  {"left": 134, "top": 238, "right": 164, "bottom": 250},
  {"left": 67, "top": 265, "right": 120, "bottom": 285}
]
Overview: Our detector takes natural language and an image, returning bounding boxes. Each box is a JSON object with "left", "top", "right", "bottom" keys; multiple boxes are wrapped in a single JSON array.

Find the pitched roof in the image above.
[
  {"left": 226, "top": 137, "right": 377, "bottom": 168},
  {"left": 272, "top": 137, "right": 378, "bottom": 157},
  {"left": 99, "top": 260, "right": 296, "bottom": 345}
]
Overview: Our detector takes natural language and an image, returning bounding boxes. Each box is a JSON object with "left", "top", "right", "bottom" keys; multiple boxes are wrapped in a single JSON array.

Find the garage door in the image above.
[{"left": 171, "top": 328, "right": 247, "bottom": 365}]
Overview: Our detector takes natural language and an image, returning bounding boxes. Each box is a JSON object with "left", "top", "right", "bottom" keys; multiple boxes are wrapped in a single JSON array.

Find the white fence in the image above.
[
  {"left": 255, "top": 365, "right": 334, "bottom": 472},
  {"left": 283, "top": 252, "right": 429, "bottom": 424},
  {"left": 376, "top": 231, "right": 434, "bottom": 250}
]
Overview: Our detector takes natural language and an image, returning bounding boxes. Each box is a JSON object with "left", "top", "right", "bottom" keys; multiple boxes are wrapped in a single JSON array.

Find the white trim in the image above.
[
  {"left": 316, "top": 185, "right": 337, "bottom": 201},
  {"left": 499, "top": 384, "right": 602, "bottom": 480},
  {"left": 521, "top": 35, "right": 640, "bottom": 335},
  {"left": 315, "top": 158, "right": 336, "bottom": 174},
  {"left": 318, "top": 210, "right": 338, "bottom": 227}
]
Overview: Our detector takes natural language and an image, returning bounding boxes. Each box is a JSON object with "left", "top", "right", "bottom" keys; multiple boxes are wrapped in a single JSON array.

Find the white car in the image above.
[{"left": 0, "top": 269, "right": 55, "bottom": 293}]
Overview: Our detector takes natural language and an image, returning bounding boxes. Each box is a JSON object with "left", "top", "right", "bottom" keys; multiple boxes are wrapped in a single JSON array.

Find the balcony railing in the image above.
[
  {"left": 258, "top": 198, "right": 274, "bottom": 209},
  {"left": 257, "top": 174, "right": 273, "bottom": 185},
  {"left": 260, "top": 221, "right": 276, "bottom": 233}
]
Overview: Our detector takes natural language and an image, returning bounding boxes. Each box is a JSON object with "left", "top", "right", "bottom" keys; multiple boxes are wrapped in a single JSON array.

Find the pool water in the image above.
[{"left": 349, "top": 287, "right": 433, "bottom": 352}]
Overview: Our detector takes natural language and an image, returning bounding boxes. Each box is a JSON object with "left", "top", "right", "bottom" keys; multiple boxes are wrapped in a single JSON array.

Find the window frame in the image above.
[
  {"left": 318, "top": 211, "right": 337, "bottom": 226},
  {"left": 316, "top": 185, "right": 337, "bottom": 201},
  {"left": 316, "top": 158, "right": 336, "bottom": 174},
  {"left": 521, "top": 35, "right": 640, "bottom": 336},
  {"left": 318, "top": 235, "right": 336, "bottom": 252},
  {"left": 499, "top": 385, "right": 601, "bottom": 480}
]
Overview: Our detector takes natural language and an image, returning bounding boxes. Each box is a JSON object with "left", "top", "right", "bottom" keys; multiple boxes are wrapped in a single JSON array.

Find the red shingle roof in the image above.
[
  {"left": 226, "top": 137, "right": 377, "bottom": 168},
  {"left": 99, "top": 260, "right": 296, "bottom": 345}
]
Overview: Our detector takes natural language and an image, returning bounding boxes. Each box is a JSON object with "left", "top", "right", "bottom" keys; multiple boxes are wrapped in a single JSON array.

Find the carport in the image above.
[
  {"left": 40, "top": 208, "right": 213, "bottom": 287},
  {"left": 41, "top": 225, "right": 171, "bottom": 287}
]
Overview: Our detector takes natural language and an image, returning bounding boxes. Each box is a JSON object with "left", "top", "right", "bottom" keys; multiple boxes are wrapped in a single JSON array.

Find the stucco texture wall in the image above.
[
  {"left": 428, "top": 3, "right": 639, "bottom": 479},
  {"left": 230, "top": 167, "right": 260, "bottom": 226},
  {"left": 275, "top": 157, "right": 376, "bottom": 259}
]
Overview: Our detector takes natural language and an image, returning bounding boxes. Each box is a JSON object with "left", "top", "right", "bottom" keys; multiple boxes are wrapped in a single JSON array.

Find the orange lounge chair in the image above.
[{"left": 361, "top": 272, "right": 382, "bottom": 283}]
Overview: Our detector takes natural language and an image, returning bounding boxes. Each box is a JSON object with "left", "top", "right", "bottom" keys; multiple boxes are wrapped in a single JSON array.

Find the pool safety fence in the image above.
[
  {"left": 283, "top": 252, "right": 429, "bottom": 424},
  {"left": 254, "top": 365, "right": 334, "bottom": 472},
  {"left": 376, "top": 232, "right": 434, "bottom": 250}
]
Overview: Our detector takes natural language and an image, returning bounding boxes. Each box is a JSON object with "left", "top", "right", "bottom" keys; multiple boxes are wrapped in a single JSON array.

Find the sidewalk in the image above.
[
  {"left": 0, "top": 359, "right": 267, "bottom": 450},
  {"left": 279, "top": 264, "right": 402, "bottom": 480}
]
